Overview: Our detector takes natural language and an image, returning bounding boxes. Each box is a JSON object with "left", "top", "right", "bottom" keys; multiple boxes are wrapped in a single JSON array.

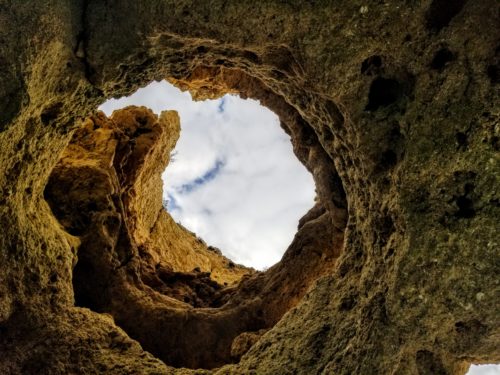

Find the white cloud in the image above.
[
  {"left": 99, "top": 80, "right": 316, "bottom": 270},
  {"left": 467, "top": 365, "right": 500, "bottom": 375}
]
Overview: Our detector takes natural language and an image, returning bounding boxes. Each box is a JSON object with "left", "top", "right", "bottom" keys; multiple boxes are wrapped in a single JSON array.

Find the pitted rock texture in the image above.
[
  {"left": 0, "top": 1, "right": 499, "bottom": 374},
  {"left": 44, "top": 107, "right": 251, "bottom": 289},
  {"left": 41, "top": 105, "right": 341, "bottom": 369}
]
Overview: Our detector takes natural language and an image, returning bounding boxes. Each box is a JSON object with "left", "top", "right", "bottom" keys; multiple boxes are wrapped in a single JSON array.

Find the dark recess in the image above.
[
  {"left": 454, "top": 319, "right": 488, "bottom": 349},
  {"left": 456, "top": 132, "right": 468, "bottom": 150},
  {"left": 455, "top": 196, "right": 475, "bottom": 218},
  {"left": 361, "top": 55, "right": 382, "bottom": 75},
  {"left": 454, "top": 182, "right": 476, "bottom": 219},
  {"left": 430, "top": 48, "right": 456, "bottom": 70},
  {"left": 425, "top": 0, "right": 467, "bottom": 32},
  {"left": 243, "top": 50, "right": 260, "bottom": 63},
  {"left": 73, "top": 259, "right": 100, "bottom": 309},
  {"left": 40, "top": 103, "right": 63, "bottom": 125},
  {"left": 378, "top": 213, "right": 396, "bottom": 246},
  {"left": 379, "top": 150, "right": 398, "bottom": 171},
  {"left": 416, "top": 350, "right": 447, "bottom": 375},
  {"left": 491, "top": 136, "right": 499, "bottom": 151},
  {"left": 365, "top": 77, "right": 405, "bottom": 111},
  {"left": 487, "top": 64, "right": 499, "bottom": 84},
  {"left": 339, "top": 295, "right": 357, "bottom": 311}
]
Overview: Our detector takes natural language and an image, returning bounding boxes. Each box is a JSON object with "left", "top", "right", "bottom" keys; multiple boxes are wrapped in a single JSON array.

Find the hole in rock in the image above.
[
  {"left": 43, "top": 72, "right": 346, "bottom": 369},
  {"left": 430, "top": 47, "right": 456, "bottom": 70},
  {"left": 455, "top": 195, "right": 475, "bottom": 218},
  {"left": 99, "top": 80, "right": 316, "bottom": 270},
  {"left": 365, "top": 77, "right": 405, "bottom": 111}
]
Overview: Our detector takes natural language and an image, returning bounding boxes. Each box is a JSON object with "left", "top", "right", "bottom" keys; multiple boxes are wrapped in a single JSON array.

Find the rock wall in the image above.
[
  {"left": 40, "top": 103, "right": 342, "bottom": 369},
  {"left": 0, "top": 1, "right": 498, "bottom": 374}
]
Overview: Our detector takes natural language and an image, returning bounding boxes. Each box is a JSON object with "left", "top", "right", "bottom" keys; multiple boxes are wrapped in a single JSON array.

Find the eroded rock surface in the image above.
[
  {"left": 44, "top": 107, "right": 251, "bottom": 293},
  {"left": 0, "top": 1, "right": 498, "bottom": 374},
  {"left": 40, "top": 105, "right": 341, "bottom": 369}
]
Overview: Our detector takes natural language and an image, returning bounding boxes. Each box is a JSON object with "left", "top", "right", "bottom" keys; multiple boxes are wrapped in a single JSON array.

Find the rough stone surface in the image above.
[
  {"left": 0, "top": 1, "right": 498, "bottom": 374},
  {"left": 39, "top": 105, "right": 342, "bottom": 369}
]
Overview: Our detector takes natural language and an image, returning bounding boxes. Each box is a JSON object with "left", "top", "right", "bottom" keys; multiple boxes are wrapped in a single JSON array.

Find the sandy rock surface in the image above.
[{"left": 0, "top": 1, "right": 498, "bottom": 374}]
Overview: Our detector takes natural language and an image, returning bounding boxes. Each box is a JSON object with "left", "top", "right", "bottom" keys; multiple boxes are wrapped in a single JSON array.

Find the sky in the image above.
[
  {"left": 468, "top": 365, "right": 500, "bottom": 375},
  {"left": 98, "top": 82, "right": 499, "bottom": 374},
  {"left": 99, "top": 80, "right": 316, "bottom": 270}
]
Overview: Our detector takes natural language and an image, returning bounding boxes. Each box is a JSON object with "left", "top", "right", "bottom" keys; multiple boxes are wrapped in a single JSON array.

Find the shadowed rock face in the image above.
[{"left": 0, "top": 1, "right": 498, "bottom": 374}]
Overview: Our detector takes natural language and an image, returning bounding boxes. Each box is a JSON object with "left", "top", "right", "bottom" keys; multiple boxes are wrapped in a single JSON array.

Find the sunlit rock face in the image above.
[
  {"left": 98, "top": 81, "right": 317, "bottom": 271},
  {"left": 0, "top": 1, "right": 498, "bottom": 374},
  {"left": 44, "top": 106, "right": 252, "bottom": 290}
]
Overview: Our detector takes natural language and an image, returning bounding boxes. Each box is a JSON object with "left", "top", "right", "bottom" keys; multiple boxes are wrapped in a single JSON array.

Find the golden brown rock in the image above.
[
  {"left": 44, "top": 106, "right": 252, "bottom": 295},
  {"left": 42, "top": 105, "right": 341, "bottom": 368},
  {"left": 0, "top": 1, "right": 498, "bottom": 374}
]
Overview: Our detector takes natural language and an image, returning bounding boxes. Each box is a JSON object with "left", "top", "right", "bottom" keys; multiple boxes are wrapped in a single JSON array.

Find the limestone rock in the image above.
[{"left": 0, "top": 1, "right": 498, "bottom": 374}]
